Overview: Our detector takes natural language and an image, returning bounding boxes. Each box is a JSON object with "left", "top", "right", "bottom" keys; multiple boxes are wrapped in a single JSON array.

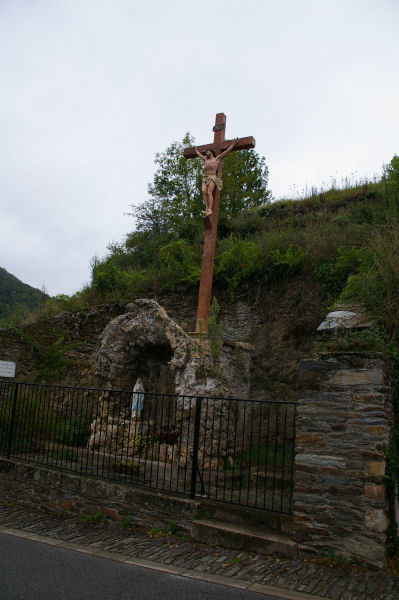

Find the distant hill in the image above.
[{"left": 0, "top": 267, "right": 44, "bottom": 319}]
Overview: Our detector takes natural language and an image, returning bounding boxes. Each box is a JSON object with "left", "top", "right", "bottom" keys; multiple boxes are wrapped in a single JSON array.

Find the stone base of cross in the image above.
[{"left": 184, "top": 113, "right": 255, "bottom": 333}]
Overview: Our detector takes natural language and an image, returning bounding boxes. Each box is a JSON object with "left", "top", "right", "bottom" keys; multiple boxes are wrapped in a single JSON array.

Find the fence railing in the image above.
[{"left": 0, "top": 380, "right": 296, "bottom": 513}]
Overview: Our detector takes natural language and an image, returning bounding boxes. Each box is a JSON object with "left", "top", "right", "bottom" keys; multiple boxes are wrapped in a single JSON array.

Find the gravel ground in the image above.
[{"left": 0, "top": 503, "right": 398, "bottom": 600}]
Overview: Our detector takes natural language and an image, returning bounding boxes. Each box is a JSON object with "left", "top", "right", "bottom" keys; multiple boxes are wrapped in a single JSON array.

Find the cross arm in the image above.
[{"left": 183, "top": 136, "right": 256, "bottom": 159}]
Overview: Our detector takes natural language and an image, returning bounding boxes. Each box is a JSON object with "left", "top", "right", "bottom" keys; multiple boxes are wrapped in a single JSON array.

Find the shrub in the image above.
[
  {"left": 215, "top": 237, "right": 262, "bottom": 290},
  {"left": 159, "top": 239, "right": 201, "bottom": 287},
  {"left": 316, "top": 247, "right": 362, "bottom": 299},
  {"left": 2, "top": 391, "right": 92, "bottom": 453},
  {"left": 57, "top": 413, "right": 92, "bottom": 447},
  {"left": 340, "top": 221, "right": 399, "bottom": 339},
  {"left": 271, "top": 245, "right": 305, "bottom": 269}
]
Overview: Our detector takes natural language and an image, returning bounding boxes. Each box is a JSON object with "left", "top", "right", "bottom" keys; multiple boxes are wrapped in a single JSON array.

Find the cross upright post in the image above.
[{"left": 184, "top": 113, "right": 255, "bottom": 333}]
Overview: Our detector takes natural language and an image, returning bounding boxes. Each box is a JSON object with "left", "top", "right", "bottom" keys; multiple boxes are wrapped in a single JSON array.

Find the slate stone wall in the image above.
[
  {"left": 0, "top": 457, "right": 198, "bottom": 531},
  {"left": 0, "top": 304, "right": 128, "bottom": 385},
  {"left": 292, "top": 353, "right": 392, "bottom": 567}
]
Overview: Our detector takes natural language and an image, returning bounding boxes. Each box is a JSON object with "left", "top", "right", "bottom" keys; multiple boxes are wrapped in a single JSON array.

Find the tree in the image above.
[
  {"left": 129, "top": 133, "right": 271, "bottom": 241},
  {"left": 221, "top": 148, "right": 270, "bottom": 218},
  {"left": 130, "top": 133, "right": 202, "bottom": 241},
  {"left": 89, "top": 134, "right": 271, "bottom": 301}
]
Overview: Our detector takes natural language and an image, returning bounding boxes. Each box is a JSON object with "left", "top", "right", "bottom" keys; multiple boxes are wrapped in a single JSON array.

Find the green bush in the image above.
[
  {"left": 271, "top": 245, "right": 305, "bottom": 269},
  {"left": 340, "top": 221, "right": 399, "bottom": 338},
  {"left": 316, "top": 246, "right": 362, "bottom": 299},
  {"left": 215, "top": 237, "right": 263, "bottom": 290},
  {"left": 2, "top": 392, "right": 92, "bottom": 453},
  {"left": 159, "top": 239, "right": 201, "bottom": 287},
  {"left": 57, "top": 413, "right": 92, "bottom": 447}
]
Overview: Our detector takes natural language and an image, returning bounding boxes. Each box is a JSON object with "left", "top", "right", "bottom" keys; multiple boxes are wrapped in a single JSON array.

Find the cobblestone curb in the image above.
[{"left": 0, "top": 505, "right": 398, "bottom": 600}]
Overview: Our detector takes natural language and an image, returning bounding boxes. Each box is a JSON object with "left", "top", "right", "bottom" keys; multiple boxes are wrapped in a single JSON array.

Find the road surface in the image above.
[{"left": 0, "top": 532, "right": 285, "bottom": 600}]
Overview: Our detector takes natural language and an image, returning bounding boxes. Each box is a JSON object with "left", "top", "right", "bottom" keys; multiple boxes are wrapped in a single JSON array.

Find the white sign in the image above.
[{"left": 0, "top": 361, "right": 16, "bottom": 378}]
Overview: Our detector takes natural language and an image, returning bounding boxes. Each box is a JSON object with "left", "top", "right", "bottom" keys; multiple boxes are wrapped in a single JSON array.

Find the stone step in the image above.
[
  {"left": 190, "top": 518, "right": 297, "bottom": 558},
  {"left": 199, "top": 501, "right": 293, "bottom": 535}
]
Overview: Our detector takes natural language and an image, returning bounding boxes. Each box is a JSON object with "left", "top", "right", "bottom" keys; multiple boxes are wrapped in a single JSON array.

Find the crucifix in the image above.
[{"left": 184, "top": 113, "right": 255, "bottom": 333}]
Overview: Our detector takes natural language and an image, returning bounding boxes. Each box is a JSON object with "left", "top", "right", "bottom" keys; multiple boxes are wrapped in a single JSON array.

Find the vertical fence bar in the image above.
[
  {"left": 263, "top": 401, "right": 271, "bottom": 510},
  {"left": 289, "top": 404, "right": 297, "bottom": 513},
  {"left": 190, "top": 396, "right": 202, "bottom": 499},
  {"left": 222, "top": 398, "right": 232, "bottom": 503},
  {"left": 280, "top": 404, "right": 288, "bottom": 512},
  {"left": 183, "top": 397, "right": 191, "bottom": 494},
  {"left": 175, "top": 396, "right": 183, "bottom": 493},
  {"left": 7, "top": 382, "right": 19, "bottom": 458}
]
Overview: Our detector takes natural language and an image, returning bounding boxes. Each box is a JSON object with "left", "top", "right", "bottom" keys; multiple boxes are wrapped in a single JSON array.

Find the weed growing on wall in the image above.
[
  {"left": 8, "top": 327, "right": 77, "bottom": 381},
  {"left": 208, "top": 297, "right": 224, "bottom": 361},
  {"left": 316, "top": 326, "right": 388, "bottom": 354}
]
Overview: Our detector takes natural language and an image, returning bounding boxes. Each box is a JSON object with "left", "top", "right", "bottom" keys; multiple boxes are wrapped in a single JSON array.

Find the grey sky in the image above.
[{"left": 1, "top": 0, "right": 398, "bottom": 296}]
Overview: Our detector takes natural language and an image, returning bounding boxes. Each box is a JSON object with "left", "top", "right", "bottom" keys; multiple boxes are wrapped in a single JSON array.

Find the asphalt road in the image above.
[{"left": 0, "top": 533, "right": 283, "bottom": 600}]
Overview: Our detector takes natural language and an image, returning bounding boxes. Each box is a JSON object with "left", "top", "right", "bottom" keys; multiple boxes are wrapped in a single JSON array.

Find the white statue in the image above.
[{"left": 131, "top": 378, "right": 145, "bottom": 419}]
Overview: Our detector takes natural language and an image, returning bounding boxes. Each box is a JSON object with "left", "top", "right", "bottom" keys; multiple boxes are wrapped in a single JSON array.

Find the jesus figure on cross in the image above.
[
  {"left": 194, "top": 139, "right": 238, "bottom": 216},
  {"left": 184, "top": 113, "right": 255, "bottom": 332}
]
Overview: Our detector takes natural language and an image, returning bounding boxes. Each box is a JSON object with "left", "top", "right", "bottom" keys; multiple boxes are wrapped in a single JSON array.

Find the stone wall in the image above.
[
  {"left": 292, "top": 352, "right": 392, "bottom": 567},
  {"left": 0, "top": 304, "right": 127, "bottom": 385},
  {"left": 0, "top": 457, "right": 199, "bottom": 531}
]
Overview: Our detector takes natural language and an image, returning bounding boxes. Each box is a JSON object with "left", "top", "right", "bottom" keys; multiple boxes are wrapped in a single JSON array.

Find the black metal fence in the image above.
[{"left": 0, "top": 380, "right": 296, "bottom": 513}]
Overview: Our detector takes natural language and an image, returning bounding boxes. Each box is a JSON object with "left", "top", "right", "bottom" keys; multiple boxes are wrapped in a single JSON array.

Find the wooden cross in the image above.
[{"left": 184, "top": 113, "right": 255, "bottom": 333}]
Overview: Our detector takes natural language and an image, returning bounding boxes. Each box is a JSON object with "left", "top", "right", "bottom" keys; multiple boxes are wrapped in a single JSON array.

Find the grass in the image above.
[
  {"left": 118, "top": 514, "right": 135, "bottom": 528},
  {"left": 147, "top": 521, "right": 179, "bottom": 538},
  {"left": 168, "top": 520, "right": 178, "bottom": 534},
  {"left": 79, "top": 511, "right": 107, "bottom": 524},
  {"left": 230, "top": 555, "right": 245, "bottom": 566},
  {"left": 195, "top": 505, "right": 211, "bottom": 519},
  {"left": 316, "top": 548, "right": 351, "bottom": 568},
  {"left": 147, "top": 526, "right": 168, "bottom": 539}
]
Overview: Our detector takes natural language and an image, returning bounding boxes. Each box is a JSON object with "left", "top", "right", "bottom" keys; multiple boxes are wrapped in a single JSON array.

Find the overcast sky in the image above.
[{"left": 1, "top": 0, "right": 398, "bottom": 296}]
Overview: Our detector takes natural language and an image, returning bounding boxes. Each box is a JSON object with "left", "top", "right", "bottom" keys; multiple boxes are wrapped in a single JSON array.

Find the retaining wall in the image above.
[{"left": 0, "top": 458, "right": 199, "bottom": 531}]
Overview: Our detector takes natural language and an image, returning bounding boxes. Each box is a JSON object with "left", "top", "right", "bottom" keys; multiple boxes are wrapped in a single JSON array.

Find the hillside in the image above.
[
  {"left": 5, "top": 163, "right": 398, "bottom": 393},
  {"left": 0, "top": 267, "right": 44, "bottom": 319},
  {"left": 4, "top": 148, "right": 399, "bottom": 355},
  {"left": 37, "top": 157, "right": 399, "bottom": 349}
]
